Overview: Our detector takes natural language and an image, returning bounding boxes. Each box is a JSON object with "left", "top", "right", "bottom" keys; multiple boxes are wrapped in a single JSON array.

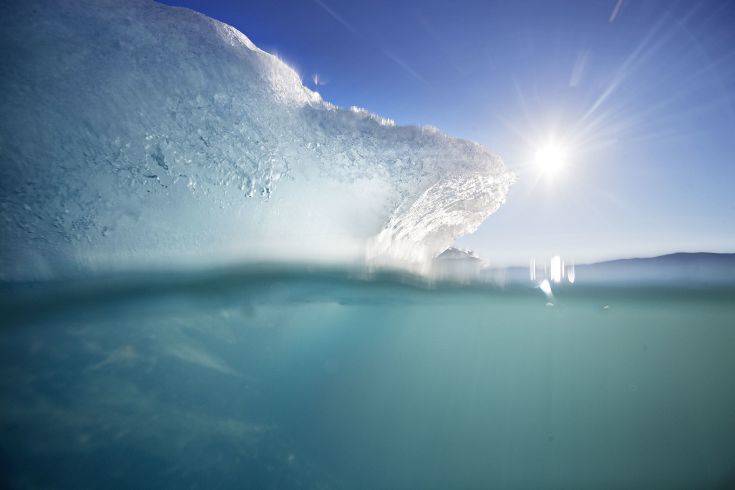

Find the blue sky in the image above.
[{"left": 163, "top": 0, "right": 735, "bottom": 264}]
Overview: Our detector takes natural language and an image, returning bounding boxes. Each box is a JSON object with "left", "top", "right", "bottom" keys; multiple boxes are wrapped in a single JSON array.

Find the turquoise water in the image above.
[{"left": 1, "top": 267, "right": 734, "bottom": 489}]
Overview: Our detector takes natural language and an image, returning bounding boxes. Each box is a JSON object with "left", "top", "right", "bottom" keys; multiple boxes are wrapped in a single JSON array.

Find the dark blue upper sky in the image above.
[{"left": 162, "top": 0, "right": 735, "bottom": 264}]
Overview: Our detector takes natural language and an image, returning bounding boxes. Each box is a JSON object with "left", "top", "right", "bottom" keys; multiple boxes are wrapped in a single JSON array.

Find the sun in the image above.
[{"left": 535, "top": 141, "right": 569, "bottom": 177}]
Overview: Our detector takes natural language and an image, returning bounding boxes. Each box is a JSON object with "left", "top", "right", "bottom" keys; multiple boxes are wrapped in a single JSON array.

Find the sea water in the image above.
[{"left": 1, "top": 266, "right": 734, "bottom": 489}]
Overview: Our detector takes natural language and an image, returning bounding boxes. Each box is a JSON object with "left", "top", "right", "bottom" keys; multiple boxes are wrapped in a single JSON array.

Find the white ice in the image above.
[{"left": 0, "top": 0, "right": 514, "bottom": 279}]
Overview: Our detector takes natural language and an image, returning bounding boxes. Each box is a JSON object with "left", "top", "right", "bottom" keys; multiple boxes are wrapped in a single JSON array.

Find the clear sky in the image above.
[{"left": 162, "top": 0, "right": 735, "bottom": 265}]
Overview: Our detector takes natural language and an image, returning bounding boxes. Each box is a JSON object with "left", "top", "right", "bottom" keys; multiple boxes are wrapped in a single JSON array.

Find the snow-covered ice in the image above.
[{"left": 0, "top": 0, "right": 513, "bottom": 279}]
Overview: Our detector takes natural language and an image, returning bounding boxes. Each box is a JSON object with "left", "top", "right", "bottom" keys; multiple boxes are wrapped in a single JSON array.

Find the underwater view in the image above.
[
  {"left": 2, "top": 267, "right": 735, "bottom": 488},
  {"left": 2, "top": 0, "right": 735, "bottom": 488}
]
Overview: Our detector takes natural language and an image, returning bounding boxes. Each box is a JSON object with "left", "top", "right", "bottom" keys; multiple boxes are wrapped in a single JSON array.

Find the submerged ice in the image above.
[{"left": 0, "top": 0, "right": 513, "bottom": 280}]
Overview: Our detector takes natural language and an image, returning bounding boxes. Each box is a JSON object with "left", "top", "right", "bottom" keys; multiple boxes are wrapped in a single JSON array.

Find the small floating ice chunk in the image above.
[{"left": 538, "top": 279, "right": 553, "bottom": 299}]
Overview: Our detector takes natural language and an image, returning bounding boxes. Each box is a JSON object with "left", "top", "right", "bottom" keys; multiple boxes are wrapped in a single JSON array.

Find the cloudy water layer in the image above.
[{"left": 1, "top": 267, "right": 734, "bottom": 489}]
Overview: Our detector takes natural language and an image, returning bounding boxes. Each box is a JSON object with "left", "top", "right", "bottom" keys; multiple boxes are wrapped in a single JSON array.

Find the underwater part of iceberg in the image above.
[{"left": 0, "top": 0, "right": 514, "bottom": 280}]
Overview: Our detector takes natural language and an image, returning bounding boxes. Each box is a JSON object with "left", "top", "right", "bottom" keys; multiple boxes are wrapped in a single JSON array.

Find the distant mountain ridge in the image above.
[
  {"left": 480, "top": 252, "right": 735, "bottom": 285},
  {"left": 574, "top": 252, "right": 735, "bottom": 285},
  {"left": 586, "top": 252, "right": 735, "bottom": 267}
]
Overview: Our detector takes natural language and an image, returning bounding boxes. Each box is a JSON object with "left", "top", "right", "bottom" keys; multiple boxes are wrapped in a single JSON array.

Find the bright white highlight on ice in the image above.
[{"left": 538, "top": 279, "right": 553, "bottom": 299}]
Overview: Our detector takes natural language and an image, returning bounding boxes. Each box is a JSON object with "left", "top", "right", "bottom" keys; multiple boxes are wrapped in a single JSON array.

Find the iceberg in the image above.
[
  {"left": 0, "top": 0, "right": 514, "bottom": 280},
  {"left": 431, "top": 247, "right": 484, "bottom": 281}
]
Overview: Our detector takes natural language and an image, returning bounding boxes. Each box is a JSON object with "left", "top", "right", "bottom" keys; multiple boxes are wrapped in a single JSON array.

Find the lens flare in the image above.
[{"left": 535, "top": 141, "right": 568, "bottom": 176}]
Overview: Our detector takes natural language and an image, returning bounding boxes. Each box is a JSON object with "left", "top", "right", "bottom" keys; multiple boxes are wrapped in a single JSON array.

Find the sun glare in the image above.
[{"left": 535, "top": 141, "right": 569, "bottom": 176}]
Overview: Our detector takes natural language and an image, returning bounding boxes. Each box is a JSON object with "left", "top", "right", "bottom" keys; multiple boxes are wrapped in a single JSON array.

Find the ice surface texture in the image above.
[{"left": 0, "top": 0, "right": 513, "bottom": 280}]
